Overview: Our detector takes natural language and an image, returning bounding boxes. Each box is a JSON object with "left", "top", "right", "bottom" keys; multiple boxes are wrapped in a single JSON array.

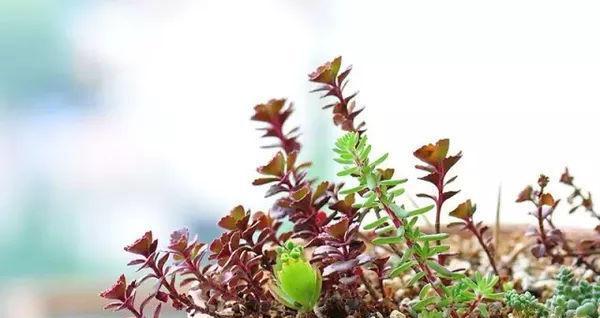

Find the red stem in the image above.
[
  {"left": 537, "top": 204, "right": 550, "bottom": 252},
  {"left": 147, "top": 258, "right": 193, "bottom": 309},
  {"left": 533, "top": 186, "right": 599, "bottom": 274},
  {"left": 535, "top": 186, "right": 555, "bottom": 259},
  {"left": 463, "top": 295, "right": 482, "bottom": 318},
  {"left": 379, "top": 199, "right": 459, "bottom": 318},
  {"left": 467, "top": 222, "right": 499, "bottom": 276},
  {"left": 355, "top": 154, "right": 453, "bottom": 314},
  {"left": 435, "top": 164, "right": 446, "bottom": 242}
]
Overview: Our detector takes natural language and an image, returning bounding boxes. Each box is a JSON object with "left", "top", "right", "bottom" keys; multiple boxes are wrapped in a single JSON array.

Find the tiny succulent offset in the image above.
[
  {"left": 271, "top": 241, "right": 322, "bottom": 312},
  {"left": 101, "top": 57, "right": 600, "bottom": 318}
]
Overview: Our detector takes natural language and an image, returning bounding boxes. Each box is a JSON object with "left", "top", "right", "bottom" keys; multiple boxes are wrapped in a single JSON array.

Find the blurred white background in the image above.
[{"left": 0, "top": 1, "right": 599, "bottom": 317}]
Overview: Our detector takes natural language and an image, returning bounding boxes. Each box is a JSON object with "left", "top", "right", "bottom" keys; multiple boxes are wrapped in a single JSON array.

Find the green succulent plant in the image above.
[
  {"left": 505, "top": 289, "right": 548, "bottom": 318},
  {"left": 545, "top": 267, "right": 599, "bottom": 318},
  {"left": 270, "top": 241, "right": 322, "bottom": 312},
  {"left": 505, "top": 267, "right": 600, "bottom": 318}
]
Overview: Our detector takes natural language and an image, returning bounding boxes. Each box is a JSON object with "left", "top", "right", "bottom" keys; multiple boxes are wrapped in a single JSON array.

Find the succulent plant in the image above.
[
  {"left": 100, "top": 55, "right": 600, "bottom": 318},
  {"left": 517, "top": 175, "right": 600, "bottom": 274},
  {"left": 414, "top": 139, "right": 462, "bottom": 245},
  {"left": 506, "top": 267, "right": 600, "bottom": 318},
  {"left": 449, "top": 199, "right": 499, "bottom": 276},
  {"left": 560, "top": 168, "right": 598, "bottom": 222},
  {"left": 270, "top": 241, "right": 322, "bottom": 312},
  {"left": 545, "top": 267, "right": 599, "bottom": 318},
  {"left": 505, "top": 289, "right": 548, "bottom": 318}
]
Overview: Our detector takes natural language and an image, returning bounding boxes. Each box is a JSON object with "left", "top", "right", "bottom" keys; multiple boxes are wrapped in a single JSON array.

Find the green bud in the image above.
[{"left": 270, "top": 241, "right": 322, "bottom": 312}]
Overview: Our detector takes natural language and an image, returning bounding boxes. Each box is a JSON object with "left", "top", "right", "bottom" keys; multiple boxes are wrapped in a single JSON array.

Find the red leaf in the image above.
[
  {"left": 218, "top": 205, "right": 248, "bottom": 230},
  {"left": 414, "top": 139, "right": 449, "bottom": 166},
  {"left": 308, "top": 56, "right": 342, "bottom": 85},
  {"left": 100, "top": 274, "right": 127, "bottom": 301},
  {"left": 325, "top": 217, "right": 349, "bottom": 239},
  {"left": 516, "top": 186, "right": 533, "bottom": 203},
  {"left": 531, "top": 244, "right": 546, "bottom": 258},
  {"left": 257, "top": 152, "right": 285, "bottom": 177},
  {"left": 540, "top": 193, "right": 555, "bottom": 206},
  {"left": 124, "top": 231, "right": 154, "bottom": 256},
  {"left": 323, "top": 259, "right": 358, "bottom": 276},
  {"left": 449, "top": 200, "right": 474, "bottom": 221},
  {"left": 155, "top": 291, "right": 169, "bottom": 303}
]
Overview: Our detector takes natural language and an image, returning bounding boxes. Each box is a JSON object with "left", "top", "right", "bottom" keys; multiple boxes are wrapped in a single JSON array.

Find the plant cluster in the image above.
[
  {"left": 517, "top": 174, "right": 600, "bottom": 274},
  {"left": 560, "top": 168, "right": 598, "bottom": 222},
  {"left": 506, "top": 267, "right": 600, "bottom": 318},
  {"left": 505, "top": 289, "right": 548, "bottom": 318},
  {"left": 101, "top": 56, "right": 600, "bottom": 318}
]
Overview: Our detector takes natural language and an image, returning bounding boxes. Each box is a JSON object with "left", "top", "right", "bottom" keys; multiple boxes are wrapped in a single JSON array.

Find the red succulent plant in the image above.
[
  {"left": 517, "top": 174, "right": 600, "bottom": 274},
  {"left": 414, "top": 139, "right": 462, "bottom": 246},
  {"left": 309, "top": 56, "right": 365, "bottom": 134},
  {"left": 449, "top": 200, "right": 499, "bottom": 276}
]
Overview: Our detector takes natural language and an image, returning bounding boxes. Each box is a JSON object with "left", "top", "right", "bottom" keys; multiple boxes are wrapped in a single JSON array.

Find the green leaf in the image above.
[
  {"left": 396, "top": 226, "right": 405, "bottom": 237},
  {"left": 380, "top": 179, "right": 408, "bottom": 187},
  {"left": 389, "top": 188, "right": 406, "bottom": 198},
  {"left": 339, "top": 185, "right": 365, "bottom": 195},
  {"left": 334, "top": 158, "right": 354, "bottom": 165},
  {"left": 413, "top": 294, "right": 438, "bottom": 312},
  {"left": 419, "top": 283, "right": 432, "bottom": 299},
  {"left": 390, "top": 203, "right": 408, "bottom": 218},
  {"left": 430, "top": 245, "right": 450, "bottom": 255},
  {"left": 398, "top": 248, "right": 413, "bottom": 263},
  {"left": 339, "top": 152, "right": 354, "bottom": 160},
  {"left": 366, "top": 173, "right": 377, "bottom": 190},
  {"left": 419, "top": 233, "right": 449, "bottom": 242},
  {"left": 407, "top": 205, "right": 435, "bottom": 217},
  {"left": 408, "top": 216, "right": 418, "bottom": 227},
  {"left": 369, "top": 153, "right": 389, "bottom": 169},
  {"left": 372, "top": 235, "right": 404, "bottom": 245},
  {"left": 359, "top": 144, "right": 372, "bottom": 161},
  {"left": 361, "top": 201, "right": 379, "bottom": 210},
  {"left": 356, "top": 134, "right": 367, "bottom": 151},
  {"left": 389, "top": 261, "right": 416, "bottom": 278},
  {"left": 374, "top": 225, "right": 395, "bottom": 235},
  {"left": 426, "top": 260, "right": 456, "bottom": 278},
  {"left": 364, "top": 217, "right": 390, "bottom": 230},
  {"left": 407, "top": 271, "right": 426, "bottom": 286},
  {"left": 337, "top": 166, "right": 360, "bottom": 177},
  {"left": 362, "top": 192, "right": 377, "bottom": 208}
]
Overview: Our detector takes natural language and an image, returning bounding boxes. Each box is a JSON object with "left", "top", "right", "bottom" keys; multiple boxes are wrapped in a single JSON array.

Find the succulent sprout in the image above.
[
  {"left": 270, "top": 241, "right": 322, "bottom": 312},
  {"left": 505, "top": 289, "right": 548, "bottom": 318}
]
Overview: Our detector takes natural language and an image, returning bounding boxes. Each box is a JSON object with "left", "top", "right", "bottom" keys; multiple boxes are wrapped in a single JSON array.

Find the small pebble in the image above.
[{"left": 390, "top": 310, "right": 406, "bottom": 318}]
